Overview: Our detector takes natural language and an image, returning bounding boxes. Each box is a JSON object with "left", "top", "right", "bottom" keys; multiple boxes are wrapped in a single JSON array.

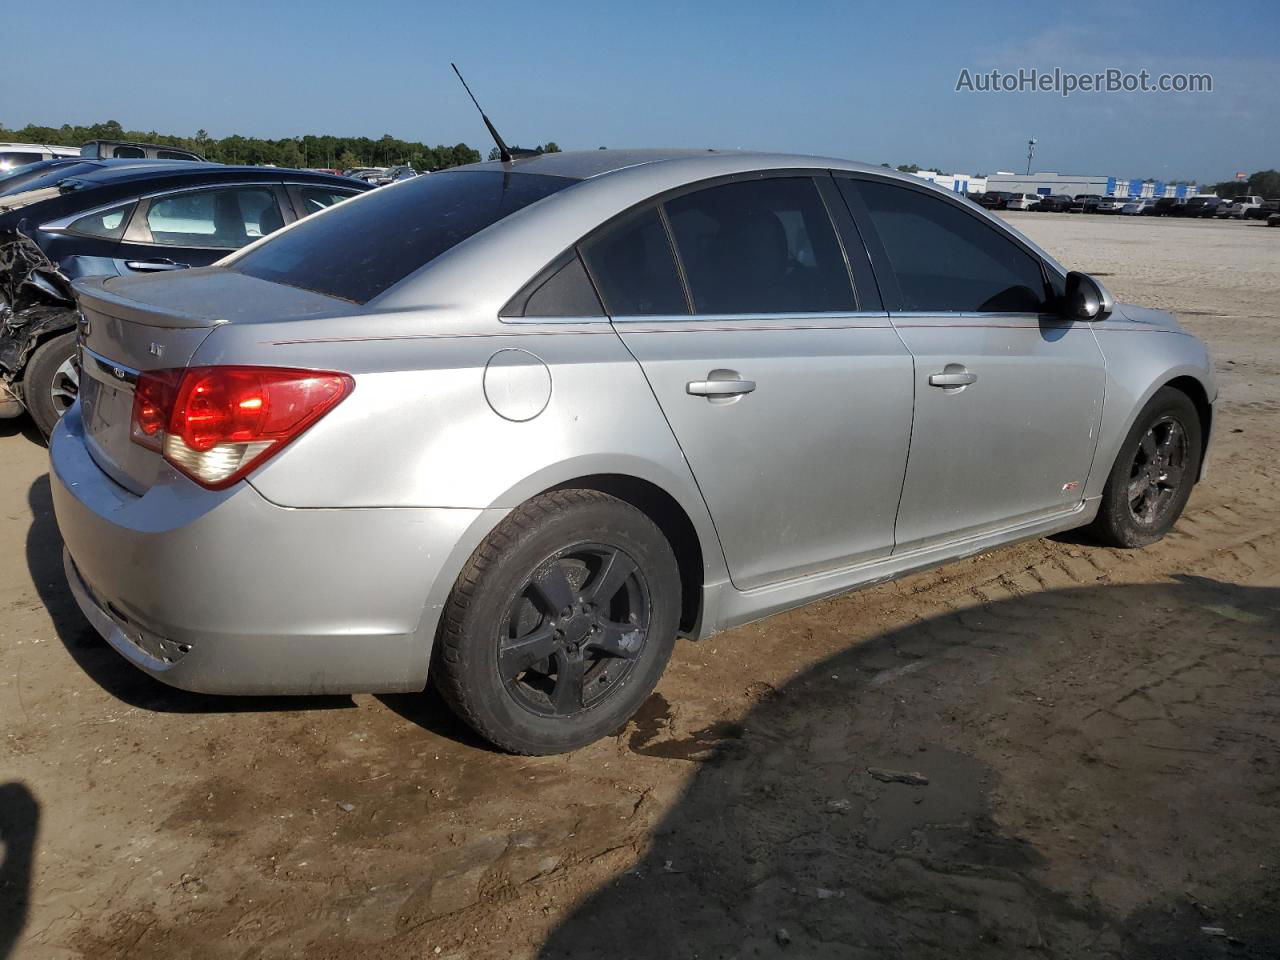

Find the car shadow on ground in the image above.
[
  {"left": 540, "top": 576, "right": 1280, "bottom": 960},
  {"left": 26, "top": 475, "right": 354, "bottom": 717},
  {"left": 0, "top": 782, "right": 38, "bottom": 960},
  {"left": 0, "top": 416, "right": 45, "bottom": 446}
]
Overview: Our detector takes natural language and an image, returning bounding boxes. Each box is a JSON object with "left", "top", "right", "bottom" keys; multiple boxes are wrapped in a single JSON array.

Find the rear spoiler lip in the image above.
[{"left": 72, "top": 276, "right": 224, "bottom": 330}]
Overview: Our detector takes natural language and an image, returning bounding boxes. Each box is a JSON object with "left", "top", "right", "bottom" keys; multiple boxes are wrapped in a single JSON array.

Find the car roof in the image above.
[
  {"left": 45, "top": 159, "right": 368, "bottom": 191},
  {"left": 458, "top": 148, "right": 915, "bottom": 184}
]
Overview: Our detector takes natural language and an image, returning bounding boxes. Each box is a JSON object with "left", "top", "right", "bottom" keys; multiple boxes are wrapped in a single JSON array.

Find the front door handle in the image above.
[
  {"left": 687, "top": 378, "right": 756, "bottom": 397},
  {"left": 928, "top": 371, "right": 978, "bottom": 388},
  {"left": 125, "top": 258, "right": 190, "bottom": 272}
]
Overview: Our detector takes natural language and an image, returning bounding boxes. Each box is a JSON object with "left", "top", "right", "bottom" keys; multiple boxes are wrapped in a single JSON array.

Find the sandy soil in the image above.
[{"left": 1, "top": 212, "right": 1277, "bottom": 959}]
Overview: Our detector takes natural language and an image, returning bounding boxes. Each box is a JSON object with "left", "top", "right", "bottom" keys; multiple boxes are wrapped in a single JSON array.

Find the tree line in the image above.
[{"left": 0, "top": 120, "right": 562, "bottom": 172}]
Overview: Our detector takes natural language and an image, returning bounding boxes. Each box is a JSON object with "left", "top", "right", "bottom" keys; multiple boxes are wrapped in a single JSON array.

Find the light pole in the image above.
[{"left": 1026, "top": 138, "right": 1037, "bottom": 175}]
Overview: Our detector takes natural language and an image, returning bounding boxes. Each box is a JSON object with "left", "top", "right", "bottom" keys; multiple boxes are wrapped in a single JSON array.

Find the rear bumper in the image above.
[{"left": 50, "top": 406, "right": 494, "bottom": 695}]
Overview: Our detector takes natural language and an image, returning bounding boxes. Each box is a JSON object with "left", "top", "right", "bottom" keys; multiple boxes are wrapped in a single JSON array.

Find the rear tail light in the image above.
[{"left": 130, "top": 366, "right": 353, "bottom": 489}]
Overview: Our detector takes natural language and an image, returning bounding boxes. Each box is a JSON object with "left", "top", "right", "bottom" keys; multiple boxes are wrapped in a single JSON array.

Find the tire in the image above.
[
  {"left": 23, "top": 332, "right": 80, "bottom": 439},
  {"left": 1089, "top": 387, "right": 1202, "bottom": 548},
  {"left": 433, "top": 490, "right": 681, "bottom": 755}
]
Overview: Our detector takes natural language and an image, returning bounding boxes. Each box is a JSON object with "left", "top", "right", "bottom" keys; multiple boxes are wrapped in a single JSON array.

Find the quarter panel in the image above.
[{"left": 199, "top": 318, "right": 728, "bottom": 588}]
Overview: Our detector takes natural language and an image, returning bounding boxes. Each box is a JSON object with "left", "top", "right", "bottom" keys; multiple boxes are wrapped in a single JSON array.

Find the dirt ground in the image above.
[{"left": 2, "top": 212, "right": 1278, "bottom": 960}]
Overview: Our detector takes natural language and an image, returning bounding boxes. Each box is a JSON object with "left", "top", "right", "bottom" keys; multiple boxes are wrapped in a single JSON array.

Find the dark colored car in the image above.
[
  {"left": 1029, "top": 194, "right": 1073, "bottom": 212},
  {"left": 1268, "top": 213, "right": 1280, "bottom": 227},
  {"left": 0, "top": 160, "right": 371, "bottom": 434},
  {"left": 1150, "top": 197, "right": 1184, "bottom": 217},
  {"left": 977, "top": 191, "right": 1011, "bottom": 210},
  {"left": 1179, "top": 196, "right": 1223, "bottom": 218},
  {"left": 1067, "top": 194, "right": 1103, "bottom": 213},
  {"left": 1250, "top": 198, "right": 1280, "bottom": 221}
]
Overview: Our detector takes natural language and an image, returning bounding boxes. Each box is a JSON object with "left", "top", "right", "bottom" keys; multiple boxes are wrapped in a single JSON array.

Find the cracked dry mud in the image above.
[{"left": 1, "top": 212, "right": 1277, "bottom": 959}]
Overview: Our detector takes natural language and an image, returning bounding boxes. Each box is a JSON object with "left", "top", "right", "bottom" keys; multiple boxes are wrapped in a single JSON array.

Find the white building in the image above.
[
  {"left": 982, "top": 172, "right": 1204, "bottom": 199},
  {"left": 909, "top": 170, "right": 987, "bottom": 195}
]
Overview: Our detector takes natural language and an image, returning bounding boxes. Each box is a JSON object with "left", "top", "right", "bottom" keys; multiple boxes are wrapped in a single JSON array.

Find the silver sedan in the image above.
[{"left": 50, "top": 150, "right": 1215, "bottom": 753}]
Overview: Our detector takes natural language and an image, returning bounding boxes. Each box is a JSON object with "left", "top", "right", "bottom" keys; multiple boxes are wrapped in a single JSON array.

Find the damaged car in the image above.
[{"left": 0, "top": 160, "right": 371, "bottom": 435}]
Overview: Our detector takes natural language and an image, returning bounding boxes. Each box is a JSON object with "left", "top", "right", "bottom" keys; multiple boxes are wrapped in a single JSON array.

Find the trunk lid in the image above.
[{"left": 72, "top": 267, "right": 351, "bottom": 494}]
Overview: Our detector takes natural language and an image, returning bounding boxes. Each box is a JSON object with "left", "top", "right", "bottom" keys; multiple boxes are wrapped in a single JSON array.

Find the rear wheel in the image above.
[
  {"left": 1089, "top": 387, "right": 1202, "bottom": 548},
  {"left": 23, "top": 332, "right": 79, "bottom": 439},
  {"left": 433, "top": 490, "right": 681, "bottom": 755}
]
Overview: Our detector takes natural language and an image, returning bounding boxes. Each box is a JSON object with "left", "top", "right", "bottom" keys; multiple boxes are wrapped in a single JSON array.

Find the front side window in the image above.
[
  {"left": 67, "top": 201, "right": 136, "bottom": 240},
  {"left": 579, "top": 206, "right": 687, "bottom": 316},
  {"left": 664, "top": 177, "right": 855, "bottom": 314},
  {"left": 145, "top": 187, "right": 283, "bottom": 248},
  {"left": 234, "top": 170, "right": 575, "bottom": 304},
  {"left": 847, "top": 179, "right": 1049, "bottom": 313}
]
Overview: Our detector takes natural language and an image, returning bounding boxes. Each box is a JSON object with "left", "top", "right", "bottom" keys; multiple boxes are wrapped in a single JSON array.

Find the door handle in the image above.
[
  {"left": 125, "top": 258, "right": 190, "bottom": 272},
  {"left": 928, "top": 371, "right": 978, "bottom": 388},
  {"left": 687, "top": 378, "right": 756, "bottom": 397}
]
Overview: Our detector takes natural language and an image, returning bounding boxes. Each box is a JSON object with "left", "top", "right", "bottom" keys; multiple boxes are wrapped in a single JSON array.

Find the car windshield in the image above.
[{"left": 232, "top": 170, "right": 578, "bottom": 304}]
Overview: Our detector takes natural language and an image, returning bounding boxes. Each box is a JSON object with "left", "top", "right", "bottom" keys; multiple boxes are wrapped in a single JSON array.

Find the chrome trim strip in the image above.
[
  {"left": 609, "top": 310, "right": 890, "bottom": 323},
  {"left": 80, "top": 345, "right": 140, "bottom": 388}
]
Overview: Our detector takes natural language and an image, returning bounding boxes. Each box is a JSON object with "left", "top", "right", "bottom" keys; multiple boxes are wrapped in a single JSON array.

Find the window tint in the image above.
[
  {"left": 145, "top": 187, "right": 284, "bottom": 248},
  {"left": 579, "top": 206, "right": 687, "bottom": 316},
  {"left": 234, "top": 171, "right": 574, "bottom": 304},
  {"left": 157, "top": 149, "right": 195, "bottom": 161},
  {"left": 849, "top": 180, "right": 1048, "bottom": 313},
  {"left": 664, "top": 177, "right": 854, "bottom": 314},
  {"left": 510, "top": 254, "right": 604, "bottom": 317},
  {"left": 112, "top": 146, "right": 146, "bottom": 158},
  {"left": 67, "top": 201, "right": 135, "bottom": 241},
  {"left": 296, "top": 186, "right": 359, "bottom": 216}
]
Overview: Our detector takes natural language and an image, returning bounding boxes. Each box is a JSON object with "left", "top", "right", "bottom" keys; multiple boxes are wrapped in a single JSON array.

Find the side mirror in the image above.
[{"left": 1063, "top": 271, "right": 1114, "bottom": 322}]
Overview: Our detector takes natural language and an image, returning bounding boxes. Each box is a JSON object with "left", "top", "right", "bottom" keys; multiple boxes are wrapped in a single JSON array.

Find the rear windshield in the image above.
[
  {"left": 0, "top": 159, "right": 102, "bottom": 196},
  {"left": 232, "top": 170, "right": 577, "bottom": 304}
]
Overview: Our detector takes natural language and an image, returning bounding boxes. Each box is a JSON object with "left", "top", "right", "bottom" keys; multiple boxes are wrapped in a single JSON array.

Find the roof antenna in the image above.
[{"left": 451, "top": 63, "right": 512, "bottom": 163}]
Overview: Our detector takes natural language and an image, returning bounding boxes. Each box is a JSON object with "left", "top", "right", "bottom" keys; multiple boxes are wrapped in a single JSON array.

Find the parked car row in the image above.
[
  {"left": 0, "top": 158, "right": 371, "bottom": 433},
  {"left": 345, "top": 164, "right": 420, "bottom": 185},
  {"left": 981, "top": 189, "right": 1274, "bottom": 220}
]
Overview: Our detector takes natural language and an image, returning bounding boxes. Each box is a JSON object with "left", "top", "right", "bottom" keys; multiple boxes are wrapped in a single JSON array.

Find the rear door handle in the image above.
[
  {"left": 687, "top": 378, "right": 756, "bottom": 397},
  {"left": 928, "top": 371, "right": 978, "bottom": 387},
  {"left": 125, "top": 258, "right": 190, "bottom": 272}
]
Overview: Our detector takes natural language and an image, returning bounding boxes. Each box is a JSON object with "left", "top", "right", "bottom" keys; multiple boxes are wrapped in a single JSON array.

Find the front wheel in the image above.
[
  {"left": 433, "top": 490, "right": 681, "bottom": 755},
  {"left": 1089, "top": 387, "right": 1202, "bottom": 548}
]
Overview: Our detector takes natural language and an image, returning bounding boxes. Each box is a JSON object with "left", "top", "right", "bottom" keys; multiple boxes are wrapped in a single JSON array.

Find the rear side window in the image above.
[
  {"left": 579, "top": 206, "right": 687, "bottom": 316},
  {"left": 234, "top": 171, "right": 575, "bottom": 304},
  {"left": 847, "top": 180, "right": 1049, "bottom": 313},
  {"left": 67, "top": 201, "right": 136, "bottom": 240},
  {"left": 145, "top": 187, "right": 284, "bottom": 248},
  {"left": 112, "top": 146, "right": 146, "bottom": 158},
  {"left": 504, "top": 253, "right": 604, "bottom": 318},
  {"left": 664, "top": 177, "right": 854, "bottom": 314},
  {"left": 296, "top": 186, "right": 359, "bottom": 216}
]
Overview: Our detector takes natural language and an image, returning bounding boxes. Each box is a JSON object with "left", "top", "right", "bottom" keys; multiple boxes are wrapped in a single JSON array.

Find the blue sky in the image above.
[{"left": 4, "top": 0, "right": 1277, "bottom": 182}]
